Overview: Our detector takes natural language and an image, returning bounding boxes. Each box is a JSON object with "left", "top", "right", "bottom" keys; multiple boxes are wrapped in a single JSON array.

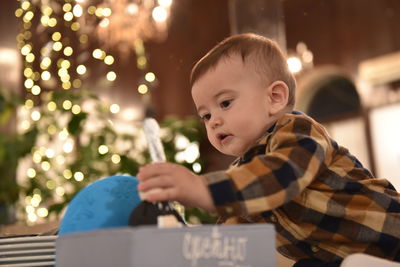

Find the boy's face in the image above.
[{"left": 191, "top": 54, "right": 278, "bottom": 157}]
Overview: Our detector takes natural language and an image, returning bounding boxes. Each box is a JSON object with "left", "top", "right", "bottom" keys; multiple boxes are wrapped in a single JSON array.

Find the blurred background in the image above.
[{"left": 0, "top": 0, "right": 400, "bottom": 232}]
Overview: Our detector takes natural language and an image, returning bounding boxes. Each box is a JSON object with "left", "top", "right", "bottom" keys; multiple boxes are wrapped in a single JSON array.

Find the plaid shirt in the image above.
[{"left": 203, "top": 111, "right": 400, "bottom": 263}]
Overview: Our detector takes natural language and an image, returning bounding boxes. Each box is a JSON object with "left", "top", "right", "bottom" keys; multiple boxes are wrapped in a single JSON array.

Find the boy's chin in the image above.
[{"left": 218, "top": 147, "right": 244, "bottom": 158}]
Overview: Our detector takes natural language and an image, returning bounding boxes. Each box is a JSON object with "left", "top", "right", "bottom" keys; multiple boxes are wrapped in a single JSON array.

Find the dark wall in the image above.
[
  {"left": 147, "top": 0, "right": 234, "bottom": 170},
  {"left": 147, "top": 0, "right": 231, "bottom": 120},
  {"left": 148, "top": 0, "right": 400, "bottom": 118},
  {"left": 0, "top": 1, "right": 19, "bottom": 50},
  {"left": 0, "top": 0, "right": 20, "bottom": 95},
  {"left": 0, "top": 0, "right": 20, "bottom": 137},
  {"left": 284, "top": 0, "right": 400, "bottom": 77}
]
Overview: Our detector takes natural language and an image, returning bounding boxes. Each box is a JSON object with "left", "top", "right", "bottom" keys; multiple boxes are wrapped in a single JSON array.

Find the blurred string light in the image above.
[
  {"left": 13, "top": 0, "right": 149, "bottom": 103},
  {"left": 287, "top": 42, "right": 314, "bottom": 74},
  {"left": 77, "top": 0, "right": 174, "bottom": 54},
  {"left": 75, "top": 0, "right": 172, "bottom": 98},
  {"left": 287, "top": 57, "right": 302, "bottom": 73},
  {"left": 14, "top": 0, "right": 115, "bottom": 223},
  {"left": 174, "top": 135, "right": 201, "bottom": 173}
]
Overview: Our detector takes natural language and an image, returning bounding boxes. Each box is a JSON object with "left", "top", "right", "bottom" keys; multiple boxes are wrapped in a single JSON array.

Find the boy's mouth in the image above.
[{"left": 217, "top": 133, "right": 232, "bottom": 144}]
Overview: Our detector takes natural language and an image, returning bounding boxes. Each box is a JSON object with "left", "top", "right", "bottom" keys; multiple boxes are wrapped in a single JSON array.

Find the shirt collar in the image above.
[{"left": 234, "top": 110, "right": 302, "bottom": 165}]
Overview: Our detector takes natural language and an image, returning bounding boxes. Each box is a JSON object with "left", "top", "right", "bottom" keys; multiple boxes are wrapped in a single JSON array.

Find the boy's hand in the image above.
[{"left": 137, "top": 162, "right": 216, "bottom": 212}]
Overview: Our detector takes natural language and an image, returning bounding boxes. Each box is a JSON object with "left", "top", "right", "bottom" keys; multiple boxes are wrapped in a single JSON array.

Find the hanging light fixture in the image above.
[{"left": 77, "top": 0, "right": 174, "bottom": 54}]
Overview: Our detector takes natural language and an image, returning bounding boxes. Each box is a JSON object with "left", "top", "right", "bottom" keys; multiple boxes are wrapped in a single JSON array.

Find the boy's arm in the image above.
[{"left": 203, "top": 115, "right": 332, "bottom": 218}]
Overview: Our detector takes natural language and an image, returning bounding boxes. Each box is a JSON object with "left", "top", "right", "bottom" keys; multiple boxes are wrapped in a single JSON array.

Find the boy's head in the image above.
[{"left": 190, "top": 33, "right": 296, "bottom": 157}]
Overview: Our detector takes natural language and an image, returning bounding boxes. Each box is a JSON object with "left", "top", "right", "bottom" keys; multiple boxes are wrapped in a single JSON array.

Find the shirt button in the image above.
[
  {"left": 270, "top": 215, "right": 277, "bottom": 223},
  {"left": 311, "top": 245, "right": 319, "bottom": 253}
]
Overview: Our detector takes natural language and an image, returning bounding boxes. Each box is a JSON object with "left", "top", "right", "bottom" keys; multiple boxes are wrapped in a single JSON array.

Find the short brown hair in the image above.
[{"left": 190, "top": 33, "right": 296, "bottom": 107}]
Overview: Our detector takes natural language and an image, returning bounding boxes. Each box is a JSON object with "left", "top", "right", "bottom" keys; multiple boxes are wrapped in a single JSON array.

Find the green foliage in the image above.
[
  {"left": 0, "top": 127, "right": 39, "bottom": 204},
  {"left": 0, "top": 87, "right": 34, "bottom": 216},
  {"left": 185, "top": 207, "right": 219, "bottom": 225},
  {"left": 0, "top": 87, "right": 38, "bottom": 223}
]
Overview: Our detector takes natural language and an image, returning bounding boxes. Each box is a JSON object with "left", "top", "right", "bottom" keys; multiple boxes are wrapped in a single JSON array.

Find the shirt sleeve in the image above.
[{"left": 203, "top": 115, "right": 333, "bottom": 217}]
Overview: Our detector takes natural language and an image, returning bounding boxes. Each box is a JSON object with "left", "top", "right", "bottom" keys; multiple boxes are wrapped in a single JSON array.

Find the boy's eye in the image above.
[
  {"left": 220, "top": 100, "right": 232, "bottom": 108},
  {"left": 201, "top": 113, "right": 211, "bottom": 121}
]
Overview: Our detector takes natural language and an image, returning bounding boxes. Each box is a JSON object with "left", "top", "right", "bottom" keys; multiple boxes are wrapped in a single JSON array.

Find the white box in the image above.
[{"left": 56, "top": 224, "right": 276, "bottom": 267}]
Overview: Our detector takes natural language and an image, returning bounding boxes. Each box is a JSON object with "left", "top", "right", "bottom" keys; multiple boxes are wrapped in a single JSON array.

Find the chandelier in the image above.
[{"left": 76, "top": 0, "right": 174, "bottom": 54}]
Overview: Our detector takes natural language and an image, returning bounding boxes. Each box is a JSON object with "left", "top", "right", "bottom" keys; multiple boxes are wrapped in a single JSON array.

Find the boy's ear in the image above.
[{"left": 266, "top": 81, "right": 289, "bottom": 115}]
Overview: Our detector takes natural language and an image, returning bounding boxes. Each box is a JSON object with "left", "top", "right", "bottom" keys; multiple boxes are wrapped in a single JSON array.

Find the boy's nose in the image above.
[{"left": 211, "top": 116, "right": 223, "bottom": 129}]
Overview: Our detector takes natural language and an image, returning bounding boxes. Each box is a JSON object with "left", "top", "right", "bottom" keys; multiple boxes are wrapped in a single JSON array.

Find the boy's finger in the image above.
[
  {"left": 139, "top": 188, "right": 163, "bottom": 201},
  {"left": 145, "top": 187, "right": 177, "bottom": 203},
  {"left": 137, "top": 176, "right": 172, "bottom": 192},
  {"left": 138, "top": 162, "right": 173, "bottom": 178}
]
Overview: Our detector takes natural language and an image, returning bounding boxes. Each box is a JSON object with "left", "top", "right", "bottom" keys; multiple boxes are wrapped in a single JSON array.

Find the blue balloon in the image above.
[{"left": 59, "top": 175, "right": 141, "bottom": 235}]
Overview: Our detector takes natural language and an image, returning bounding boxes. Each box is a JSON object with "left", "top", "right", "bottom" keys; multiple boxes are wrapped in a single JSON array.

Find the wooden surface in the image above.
[{"left": 0, "top": 221, "right": 59, "bottom": 237}]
